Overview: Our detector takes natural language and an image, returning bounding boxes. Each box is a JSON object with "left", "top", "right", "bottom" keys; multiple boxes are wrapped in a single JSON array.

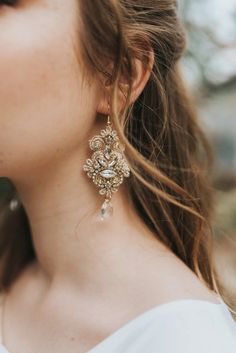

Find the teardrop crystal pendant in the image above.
[
  {"left": 100, "top": 198, "right": 113, "bottom": 221},
  {"left": 83, "top": 114, "right": 131, "bottom": 220}
]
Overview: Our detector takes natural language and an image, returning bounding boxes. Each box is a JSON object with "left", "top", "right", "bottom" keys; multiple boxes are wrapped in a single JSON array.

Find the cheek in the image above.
[{"left": 0, "top": 5, "right": 97, "bottom": 177}]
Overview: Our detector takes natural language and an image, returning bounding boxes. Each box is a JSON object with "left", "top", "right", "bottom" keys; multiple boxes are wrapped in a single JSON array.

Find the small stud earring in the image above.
[
  {"left": 9, "top": 197, "right": 20, "bottom": 211},
  {"left": 83, "top": 113, "right": 131, "bottom": 221}
]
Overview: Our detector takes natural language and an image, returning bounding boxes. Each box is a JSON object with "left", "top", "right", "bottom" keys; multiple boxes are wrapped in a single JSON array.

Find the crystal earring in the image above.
[{"left": 83, "top": 114, "right": 131, "bottom": 221}]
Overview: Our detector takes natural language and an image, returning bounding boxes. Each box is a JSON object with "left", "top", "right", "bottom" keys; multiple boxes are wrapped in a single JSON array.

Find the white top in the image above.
[{"left": 0, "top": 294, "right": 236, "bottom": 353}]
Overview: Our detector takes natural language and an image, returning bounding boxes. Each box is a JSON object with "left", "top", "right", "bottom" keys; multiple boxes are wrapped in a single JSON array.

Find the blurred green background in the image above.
[{"left": 179, "top": 0, "right": 236, "bottom": 308}]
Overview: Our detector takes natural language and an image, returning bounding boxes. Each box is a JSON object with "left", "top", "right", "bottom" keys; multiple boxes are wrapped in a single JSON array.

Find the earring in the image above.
[
  {"left": 9, "top": 197, "right": 20, "bottom": 211},
  {"left": 83, "top": 114, "right": 131, "bottom": 221}
]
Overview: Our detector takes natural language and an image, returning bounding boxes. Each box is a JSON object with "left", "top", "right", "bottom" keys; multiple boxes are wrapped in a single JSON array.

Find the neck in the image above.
[{"left": 12, "top": 146, "right": 157, "bottom": 298}]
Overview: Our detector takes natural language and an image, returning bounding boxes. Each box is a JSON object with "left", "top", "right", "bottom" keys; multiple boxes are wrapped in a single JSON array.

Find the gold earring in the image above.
[{"left": 83, "top": 114, "right": 131, "bottom": 221}]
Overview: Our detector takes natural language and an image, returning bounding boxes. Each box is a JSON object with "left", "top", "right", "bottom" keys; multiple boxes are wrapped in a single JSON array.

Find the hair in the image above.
[{"left": 0, "top": 0, "right": 235, "bottom": 314}]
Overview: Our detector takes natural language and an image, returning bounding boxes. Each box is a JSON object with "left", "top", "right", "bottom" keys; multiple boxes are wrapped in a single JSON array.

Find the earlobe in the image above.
[{"left": 96, "top": 82, "right": 111, "bottom": 115}]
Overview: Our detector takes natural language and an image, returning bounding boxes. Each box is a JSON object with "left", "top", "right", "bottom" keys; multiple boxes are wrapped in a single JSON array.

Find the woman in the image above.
[{"left": 0, "top": 0, "right": 235, "bottom": 352}]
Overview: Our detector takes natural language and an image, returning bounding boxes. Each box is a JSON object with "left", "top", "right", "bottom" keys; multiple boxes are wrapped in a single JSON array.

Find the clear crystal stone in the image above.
[
  {"left": 100, "top": 200, "right": 113, "bottom": 220},
  {"left": 100, "top": 169, "right": 117, "bottom": 178}
]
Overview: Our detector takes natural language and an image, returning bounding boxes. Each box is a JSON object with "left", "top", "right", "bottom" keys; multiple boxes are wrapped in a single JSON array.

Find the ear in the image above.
[{"left": 97, "top": 49, "right": 154, "bottom": 115}]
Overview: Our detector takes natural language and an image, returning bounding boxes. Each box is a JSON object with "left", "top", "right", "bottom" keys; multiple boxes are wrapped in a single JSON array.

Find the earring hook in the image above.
[{"left": 107, "top": 101, "right": 111, "bottom": 125}]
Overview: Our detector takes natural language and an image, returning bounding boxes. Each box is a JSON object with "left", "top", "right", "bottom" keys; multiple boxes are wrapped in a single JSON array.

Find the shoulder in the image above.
[
  {"left": 137, "top": 243, "right": 221, "bottom": 306},
  {"left": 141, "top": 300, "right": 236, "bottom": 353},
  {"left": 99, "top": 298, "right": 236, "bottom": 353},
  {"left": 132, "top": 231, "right": 220, "bottom": 305}
]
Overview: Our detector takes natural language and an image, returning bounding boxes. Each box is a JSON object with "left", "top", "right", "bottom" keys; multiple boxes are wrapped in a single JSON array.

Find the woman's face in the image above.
[{"left": 0, "top": 0, "right": 101, "bottom": 180}]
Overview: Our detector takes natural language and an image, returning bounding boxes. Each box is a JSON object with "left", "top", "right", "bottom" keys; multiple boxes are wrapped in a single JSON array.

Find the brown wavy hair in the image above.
[{"left": 0, "top": 0, "right": 234, "bottom": 314}]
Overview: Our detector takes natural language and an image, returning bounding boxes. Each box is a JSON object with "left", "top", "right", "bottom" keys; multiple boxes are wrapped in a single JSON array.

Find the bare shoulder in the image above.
[
  {"left": 163, "top": 252, "right": 220, "bottom": 303},
  {"left": 134, "top": 237, "right": 220, "bottom": 307},
  {"left": 145, "top": 248, "right": 219, "bottom": 303}
]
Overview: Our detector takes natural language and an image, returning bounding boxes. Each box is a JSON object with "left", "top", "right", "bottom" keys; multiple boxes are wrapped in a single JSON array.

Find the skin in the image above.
[{"left": 0, "top": 1, "right": 220, "bottom": 353}]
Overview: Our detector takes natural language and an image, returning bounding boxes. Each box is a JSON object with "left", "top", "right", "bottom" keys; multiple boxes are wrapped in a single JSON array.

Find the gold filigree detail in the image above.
[{"left": 83, "top": 122, "right": 130, "bottom": 199}]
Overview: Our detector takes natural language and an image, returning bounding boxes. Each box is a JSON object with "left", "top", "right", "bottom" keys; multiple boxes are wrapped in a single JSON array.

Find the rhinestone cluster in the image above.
[{"left": 83, "top": 122, "right": 130, "bottom": 219}]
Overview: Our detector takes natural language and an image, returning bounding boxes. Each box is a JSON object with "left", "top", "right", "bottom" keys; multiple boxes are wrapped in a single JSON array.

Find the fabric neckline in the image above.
[
  {"left": 0, "top": 296, "right": 228, "bottom": 353},
  {"left": 87, "top": 298, "right": 226, "bottom": 352}
]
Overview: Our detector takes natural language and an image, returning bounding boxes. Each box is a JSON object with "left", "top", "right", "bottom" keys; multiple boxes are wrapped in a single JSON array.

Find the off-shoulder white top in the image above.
[{"left": 0, "top": 292, "right": 235, "bottom": 353}]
